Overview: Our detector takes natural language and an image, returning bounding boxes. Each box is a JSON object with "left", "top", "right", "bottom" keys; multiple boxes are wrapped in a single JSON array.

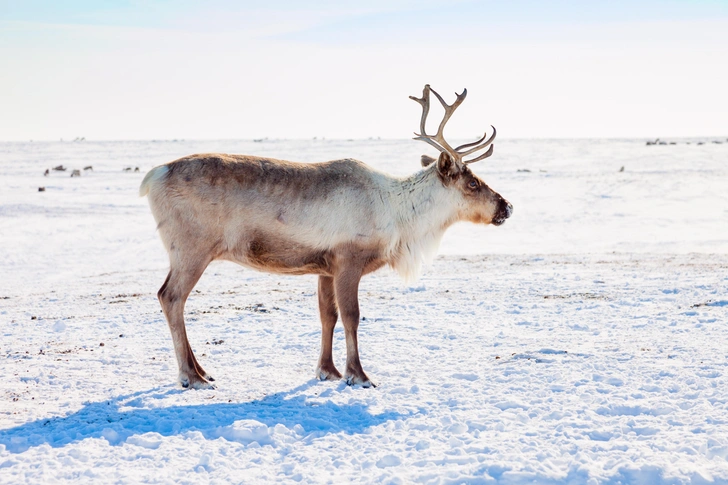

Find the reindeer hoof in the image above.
[
  {"left": 315, "top": 365, "right": 343, "bottom": 381},
  {"left": 179, "top": 374, "right": 215, "bottom": 390},
  {"left": 345, "top": 374, "right": 376, "bottom": 388}
]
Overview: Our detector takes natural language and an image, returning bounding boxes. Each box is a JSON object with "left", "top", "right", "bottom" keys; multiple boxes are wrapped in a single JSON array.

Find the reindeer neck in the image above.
[
  {"left": 395, "top": 166, "right": 460, "bottom": 229},
  {"left": 387, "top": 166, "right": 461, "bottom": 282}
]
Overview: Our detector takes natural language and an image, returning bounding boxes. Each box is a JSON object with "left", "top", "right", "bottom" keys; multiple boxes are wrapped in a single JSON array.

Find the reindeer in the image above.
[{"left": 140, "top": 85, "right": 513, "bottom": 389}]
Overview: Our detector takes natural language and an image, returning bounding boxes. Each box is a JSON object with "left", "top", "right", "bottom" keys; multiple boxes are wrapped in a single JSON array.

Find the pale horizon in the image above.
[
  {"left": 2, "top": 1, "right": 727, "bottom": 141},
  {"left": 3, "top": 135, "right": 728, "bottom": 144}
]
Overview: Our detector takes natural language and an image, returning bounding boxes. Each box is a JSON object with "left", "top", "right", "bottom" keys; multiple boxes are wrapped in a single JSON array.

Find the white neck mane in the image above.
[{"left": 387, "top": 167, "right": 461, "bottom": 283}]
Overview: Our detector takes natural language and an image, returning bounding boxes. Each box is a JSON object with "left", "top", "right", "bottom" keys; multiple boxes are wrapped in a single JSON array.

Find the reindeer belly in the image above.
[
  {"left": 222, "top": 226, "right": 387, "bottom": 277},
  {"left": 220, "top": 229, "right": 332, "bottom": 275}
]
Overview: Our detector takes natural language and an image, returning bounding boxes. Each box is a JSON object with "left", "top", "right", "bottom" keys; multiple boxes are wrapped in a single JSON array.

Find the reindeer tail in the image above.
[{"left": 139, "top": 165, "right": 169, "bottom": 197}]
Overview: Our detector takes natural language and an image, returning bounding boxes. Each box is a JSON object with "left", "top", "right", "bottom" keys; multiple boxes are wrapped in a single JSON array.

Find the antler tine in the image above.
[
  {"left": 408, "top": 84, "right": 431, "bottom": 141},
  {"left": 413, "top": 135, "right": 448, "bottom": 153},
  {"left": 455, "top": 125, "right": 495, "bottom": 152},
  {"left": 463, "top": 144, "right": 495, "bottom": 164},
  {"left": 455, "top": 132, "right": 488, "bottom": 152},
  {"left": 429, "top": 87, "right": 467, "bottom": 142},
  {"left": 457, "top": 126, "right": 497, "bottom": 157}
]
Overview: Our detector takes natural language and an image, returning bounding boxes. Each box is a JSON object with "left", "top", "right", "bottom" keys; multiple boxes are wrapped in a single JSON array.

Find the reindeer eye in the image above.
[{"left": 468, "top": 180, "right": 478, "bottom": 189}]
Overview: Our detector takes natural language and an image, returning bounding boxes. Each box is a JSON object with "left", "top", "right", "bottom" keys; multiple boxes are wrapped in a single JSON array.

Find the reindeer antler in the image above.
[{"left": 409, "top": 84, "right": 495, "bottom": 165}]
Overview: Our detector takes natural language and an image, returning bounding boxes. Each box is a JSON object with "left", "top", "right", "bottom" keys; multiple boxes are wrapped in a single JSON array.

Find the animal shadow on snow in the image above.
[{"left": 0, "top": 382, "right": 405, "bottom": 453}]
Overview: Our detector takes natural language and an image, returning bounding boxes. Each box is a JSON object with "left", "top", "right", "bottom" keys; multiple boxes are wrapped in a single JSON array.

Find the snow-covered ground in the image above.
[{"left": 1, "top": 138, "right": 727, "bottom": 483}]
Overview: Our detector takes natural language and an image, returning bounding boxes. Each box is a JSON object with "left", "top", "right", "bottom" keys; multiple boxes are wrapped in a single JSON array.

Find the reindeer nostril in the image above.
[{"left": 505, "top": 202, "right": 513, "bottom": 218}]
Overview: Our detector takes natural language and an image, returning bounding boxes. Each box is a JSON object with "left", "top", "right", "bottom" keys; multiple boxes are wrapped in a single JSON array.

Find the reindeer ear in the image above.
[
  {"left": 420, "top": 154, "right": 437, "bottom": 167},
  {"left": 436, "top": 152, "right": 461, "bottom": 179}
]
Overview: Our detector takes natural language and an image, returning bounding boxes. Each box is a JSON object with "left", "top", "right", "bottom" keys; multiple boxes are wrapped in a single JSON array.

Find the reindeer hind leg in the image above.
[
  {"left": 158, "top": 253, "right": 212, "bottom": 389},
  {"left": 316, "top": 275, "right": 342, "bottom": 380}
]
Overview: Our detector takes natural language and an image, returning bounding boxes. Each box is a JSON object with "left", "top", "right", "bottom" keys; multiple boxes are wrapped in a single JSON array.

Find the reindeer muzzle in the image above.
[{"left": 492, "top": 200, "right": 513, "bottom": 226}]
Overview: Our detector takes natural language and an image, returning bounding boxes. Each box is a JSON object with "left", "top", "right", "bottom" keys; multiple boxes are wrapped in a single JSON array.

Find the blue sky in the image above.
[
  {"left": 4, "top": 1, "right": 727, "bottom": 30},
  {"left": 1, "top": 1, "right": 727, "bottom": 140}
]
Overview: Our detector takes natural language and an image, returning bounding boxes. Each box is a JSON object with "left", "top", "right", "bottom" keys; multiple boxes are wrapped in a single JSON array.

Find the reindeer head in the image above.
[{"left": 411, "top": 84, "right": 513, "bottom": 226}]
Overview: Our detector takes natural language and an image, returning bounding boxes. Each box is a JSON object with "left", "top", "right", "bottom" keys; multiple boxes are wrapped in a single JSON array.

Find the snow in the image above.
[{"left": 1, "top": 138, "right": 727, "bottom": 483}]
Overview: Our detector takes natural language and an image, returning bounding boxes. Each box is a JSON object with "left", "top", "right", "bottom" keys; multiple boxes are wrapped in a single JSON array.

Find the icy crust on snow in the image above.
[
  {"left": 1, "top": 255, "right": 728, "bottom": 484},
  {"left": 1, "top": 138, "right": 727, "bottom": 483}
]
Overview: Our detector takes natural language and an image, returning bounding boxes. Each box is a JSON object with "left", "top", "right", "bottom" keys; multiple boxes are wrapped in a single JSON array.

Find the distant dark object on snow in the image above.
[
  {"left": 43, "top": 169, "right": 49, "bottom": 176},
  {"left": 253, "top": 138, "right": 268, "bottom": 142},
  {"left": 619, "top": 166, "right": 625, "bottom": 172},
  {"left": 713, "top": 141, "right": 723, "bottom": 144},
  {"left": 645, "top": 138, "right": 672, "bottom": 145},
  {"left": 697, "top": 142, "right": 705, "bottom": 145},
  {"left": 52, "top": 165, "right": 66, "bottom": 171},
  {"left": 135, "top": 167, "right": 140, "bottom": 172},
  {"left": 517, "top": 169, "right": 531, "bottom": 173},
  {"left": 71, "top": 169, "right": 81, "bottom": 177},
  {"left": 73, "top": 137, "right": 85, "bottom": 142},
  {"left": 83, "top": 165, "right": 93, "bottom": 171},
  {"left": 38, "top": 187, "right": 45, "bottom": 192},
  {"left": 123, "top": 167, "right": 132, "bottom": 172}
]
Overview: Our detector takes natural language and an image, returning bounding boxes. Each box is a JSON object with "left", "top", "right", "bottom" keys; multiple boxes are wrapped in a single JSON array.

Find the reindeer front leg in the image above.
[
  {"left": 316, "top": 275, "right": 342, "bottom": 380},
  {"left": 333, "top": 266, "right": 375, "bottom": 388}
]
